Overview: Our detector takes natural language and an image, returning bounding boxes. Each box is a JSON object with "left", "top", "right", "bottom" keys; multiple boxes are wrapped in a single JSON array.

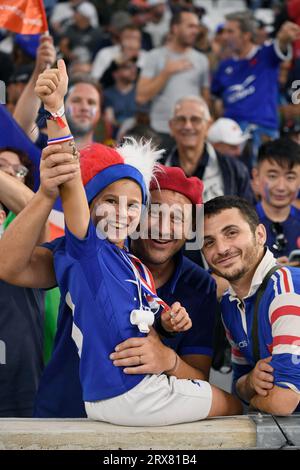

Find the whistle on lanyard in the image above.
[{"left": 130, "top": 307, "right": 155, "bottom": 333}]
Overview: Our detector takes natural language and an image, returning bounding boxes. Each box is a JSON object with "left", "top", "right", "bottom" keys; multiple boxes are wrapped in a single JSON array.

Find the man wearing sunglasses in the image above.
[{"left": 253, "top": 138, "right": 300, "bottom": 265}]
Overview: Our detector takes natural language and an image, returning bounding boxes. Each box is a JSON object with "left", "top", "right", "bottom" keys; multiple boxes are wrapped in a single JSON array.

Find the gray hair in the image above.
[
  {"left": 225, "top": 11, "right": 257, "bottom": 40},
  {"left": 172, "top": 95, "right": 211, "bottom": 120}
]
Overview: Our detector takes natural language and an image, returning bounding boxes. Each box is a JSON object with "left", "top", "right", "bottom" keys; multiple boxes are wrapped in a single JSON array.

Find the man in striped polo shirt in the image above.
[{"left": 202, "top": 195, "right": 300, "bottom": 415}]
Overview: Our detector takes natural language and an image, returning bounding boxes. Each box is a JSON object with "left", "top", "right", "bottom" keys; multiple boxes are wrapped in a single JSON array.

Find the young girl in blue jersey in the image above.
[{"left": 34, "top": 60, "right": 242, "bottom": 425}]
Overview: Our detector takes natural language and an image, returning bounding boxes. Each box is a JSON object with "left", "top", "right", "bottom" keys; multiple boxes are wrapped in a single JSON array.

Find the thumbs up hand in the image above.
[{"left": 35, "top": 59, "right": 68, "bottom": 113}]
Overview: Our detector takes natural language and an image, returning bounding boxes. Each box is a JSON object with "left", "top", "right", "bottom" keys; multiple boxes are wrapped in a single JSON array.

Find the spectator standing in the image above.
[
  {"left": 103, "top": 59, "right": 138, "bottom": 139},
  {"left": 144, "top": 0, "right": 171, "bottom": 48},
  {"left": 211, "top": 12, "right": 300, "bottom": 166},
  {"left": 137, "top": 10, "right": 210, "bottom": 152},
  {"left": 59, "top": 1, "right": 102, "bottom": 61},
  {"left": 91, "top": 25, "right": 147, "bottom": 85}
]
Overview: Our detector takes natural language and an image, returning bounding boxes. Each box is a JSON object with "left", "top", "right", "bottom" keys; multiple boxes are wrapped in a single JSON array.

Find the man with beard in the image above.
[
  {"left": 62, "top": 75, "right": 101, "bottom": 150},
  {"left": 202, "top": 195, "right": 300, "bottom": 415},
  {"left": 136, "top": 9, "right": 210, "bottom": 153}
]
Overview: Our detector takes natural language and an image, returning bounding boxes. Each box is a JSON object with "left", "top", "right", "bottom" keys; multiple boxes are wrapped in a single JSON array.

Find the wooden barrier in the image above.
[{"left": 0, "top": 416, "right": 256, "bottom": 450}]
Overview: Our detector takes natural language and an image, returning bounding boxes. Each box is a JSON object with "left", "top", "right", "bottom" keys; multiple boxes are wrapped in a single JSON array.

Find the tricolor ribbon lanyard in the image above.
[{"left": 120, "top": 251, "right": 170, "bottom": 333}]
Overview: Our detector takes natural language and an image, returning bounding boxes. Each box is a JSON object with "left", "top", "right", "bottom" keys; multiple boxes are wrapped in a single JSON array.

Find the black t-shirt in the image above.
[{"left": 0, "top": 281, "right": 44, "bottom": 416}]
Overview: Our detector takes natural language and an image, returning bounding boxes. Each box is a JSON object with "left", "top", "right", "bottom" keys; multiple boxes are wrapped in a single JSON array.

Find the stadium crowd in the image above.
[{"left": 0, "top": 0, "right": 300, "bottom": 422}]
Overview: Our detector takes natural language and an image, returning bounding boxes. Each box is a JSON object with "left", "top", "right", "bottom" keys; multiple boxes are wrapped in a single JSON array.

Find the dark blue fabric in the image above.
[
  {"left": 211, "top": 42, "right": 283, "bottom": 129},
  {"left": 84, "top": 163, "right": 147, "bottom": 204},
  {"left": 256, "top": 202, "right": 300, "bottom": 257}
]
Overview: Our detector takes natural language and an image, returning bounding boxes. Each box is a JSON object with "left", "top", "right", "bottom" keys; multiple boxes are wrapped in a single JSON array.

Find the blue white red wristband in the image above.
[{"left": 47, "top": 134, "right": 74, "bottom": 145}]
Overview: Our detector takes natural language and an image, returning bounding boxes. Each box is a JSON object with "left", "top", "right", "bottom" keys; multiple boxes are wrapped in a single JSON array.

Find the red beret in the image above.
[{"left": 150, "top": 165, "right": 203, "bottom": 205}]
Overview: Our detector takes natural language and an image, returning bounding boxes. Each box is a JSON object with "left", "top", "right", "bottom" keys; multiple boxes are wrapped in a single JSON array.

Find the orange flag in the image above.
[{"left": 0, "top": 0, "right": 48, "bottom": 34}]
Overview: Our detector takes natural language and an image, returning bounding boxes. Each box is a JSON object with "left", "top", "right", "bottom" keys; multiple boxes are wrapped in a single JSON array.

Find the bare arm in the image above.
[
  {"left": 13, "top": 35, "right": 56, "bottom": 141},
  {"left": 276, "top": 21, "right": 300, "bottom": 53},
  {"left": 0, "top": 169, "right": 49, "bottom": 244},
  {"left": 250, "top": 385, "right": 300, "bottom": 416},
  {"left": 35, "top": 59, "right": 90, "bottom": 239},
  {"left": 0, "top": 170, "right": 34, "bottom": 214},
  {"left": 136, "top": 58, "right": 192, "bottom": 105},
  {"left": 236, "top": 357, "right": 274, "bottom": 402},
  {"left": 0, "top": 190, "right": 56, "bottom": 288},
  {"left": 0, "top": 145, "right": 79, "bottom": 288},
  {"left": 110, "top": 327, "right": 211, "bottom": 380}
]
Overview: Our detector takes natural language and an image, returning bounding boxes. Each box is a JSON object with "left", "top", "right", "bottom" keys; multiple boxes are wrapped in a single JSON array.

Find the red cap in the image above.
[{"left": 150, "top": 165, "right": 203, "bottom": 205}]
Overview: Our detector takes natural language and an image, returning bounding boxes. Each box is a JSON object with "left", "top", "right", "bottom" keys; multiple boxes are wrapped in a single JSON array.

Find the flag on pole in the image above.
[{"left": 0, "top": 0, "right": 48, "bottom": 35}]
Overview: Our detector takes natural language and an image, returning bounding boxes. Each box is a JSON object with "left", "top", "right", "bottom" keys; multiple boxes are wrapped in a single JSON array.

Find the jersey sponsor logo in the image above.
[
  {"left": 227, "top": 75, "right": 256, "bottom": 103},
  {"left": 225, "top": 66, "right": 233, "bottom": 74}
]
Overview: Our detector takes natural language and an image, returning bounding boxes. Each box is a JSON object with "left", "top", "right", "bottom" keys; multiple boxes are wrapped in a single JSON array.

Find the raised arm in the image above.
[
  {"left": 34, "top": 60, "right": 90, "bottom": 239},
  {"left": 276, "top": 21, "right": 300, "bottom": 53},
  {"left": 0, "top": 145, "right": 79, "bottom": 288},
  {"left": 13, "top": 35, "right": 56, "bottom": 141}
]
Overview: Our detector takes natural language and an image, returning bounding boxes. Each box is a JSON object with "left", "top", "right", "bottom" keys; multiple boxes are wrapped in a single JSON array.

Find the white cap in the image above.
[
  {"left": 76, "top": 2, "right": 99, "bottom": 28},
  {"left": 207, "top": 118, "right": 250, "bottom": 145}
]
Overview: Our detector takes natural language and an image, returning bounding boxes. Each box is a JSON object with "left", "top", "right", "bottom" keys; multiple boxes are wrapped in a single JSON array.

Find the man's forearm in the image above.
[
  {"left": 166, "top": 355, "right": 207, "bottom": 380},
  {"left": 250, "top": 386, "right": 300, "bottom": 416},
  {"left": 0, "top": 190, "right": 54, "bottom": 276},
  {"left": 0, "top": 171, "right": 34, "bottom": 214},
  {"left": 136, "top": 70, "right": 170, "bottom": 104},
  {"left": 236, "top": 373, "right": 256, "bottom": 402}
]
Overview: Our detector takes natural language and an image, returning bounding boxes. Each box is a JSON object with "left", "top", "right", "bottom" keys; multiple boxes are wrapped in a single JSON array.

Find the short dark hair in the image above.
[
  {"left": 170, "top": 8, "right": 198, "bottom": 30},
  {"left": 120, "top": 24, "right": 141, "bottom": 35},
  {"left": 67, "top": 74, "right": 102, "bottom": 100},
  {"left": 257, "top": 137, "right": 300, "bottom": 170},
  {"left": 204, "top": 196, "right": 259, "bottom": 234}
]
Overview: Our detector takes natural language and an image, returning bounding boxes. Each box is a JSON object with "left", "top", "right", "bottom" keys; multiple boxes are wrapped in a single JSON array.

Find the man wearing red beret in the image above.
[{"left": 110, "top": 164, "right": 218, "bottom": 382}]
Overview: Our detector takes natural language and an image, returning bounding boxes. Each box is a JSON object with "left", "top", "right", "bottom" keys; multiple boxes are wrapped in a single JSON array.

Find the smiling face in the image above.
[
  {"left": 202, "top": 208, "right": 266, "bottom": 282},
  {"left": 132, "top": 189, "right": 193, "bottom": 266},
  {"left": 253, "top": 159, "right": 300, "bottom": 209},
  {"left": 90, "top": 179, "right": 142, "bottom": 248},
  {"left": 169, "top": 100, "right": 210, "bottom": 151}
]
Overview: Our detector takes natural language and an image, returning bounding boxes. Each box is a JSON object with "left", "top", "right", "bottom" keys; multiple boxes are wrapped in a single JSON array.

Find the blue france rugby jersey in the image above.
[
  {"left": 56, "top": 220, "right": 154, "bottom": 402},
  {"left": 221, "top": 250, "right": 300, "bottom": 410},
  {"left": 211, "top": 41, "right": 291, "bottom": 129}
]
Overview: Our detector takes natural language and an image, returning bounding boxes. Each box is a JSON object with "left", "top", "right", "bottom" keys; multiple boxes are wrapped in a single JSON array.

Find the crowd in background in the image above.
[{"left": 0, "top": 0, "right": 300, "bottom": 418}]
